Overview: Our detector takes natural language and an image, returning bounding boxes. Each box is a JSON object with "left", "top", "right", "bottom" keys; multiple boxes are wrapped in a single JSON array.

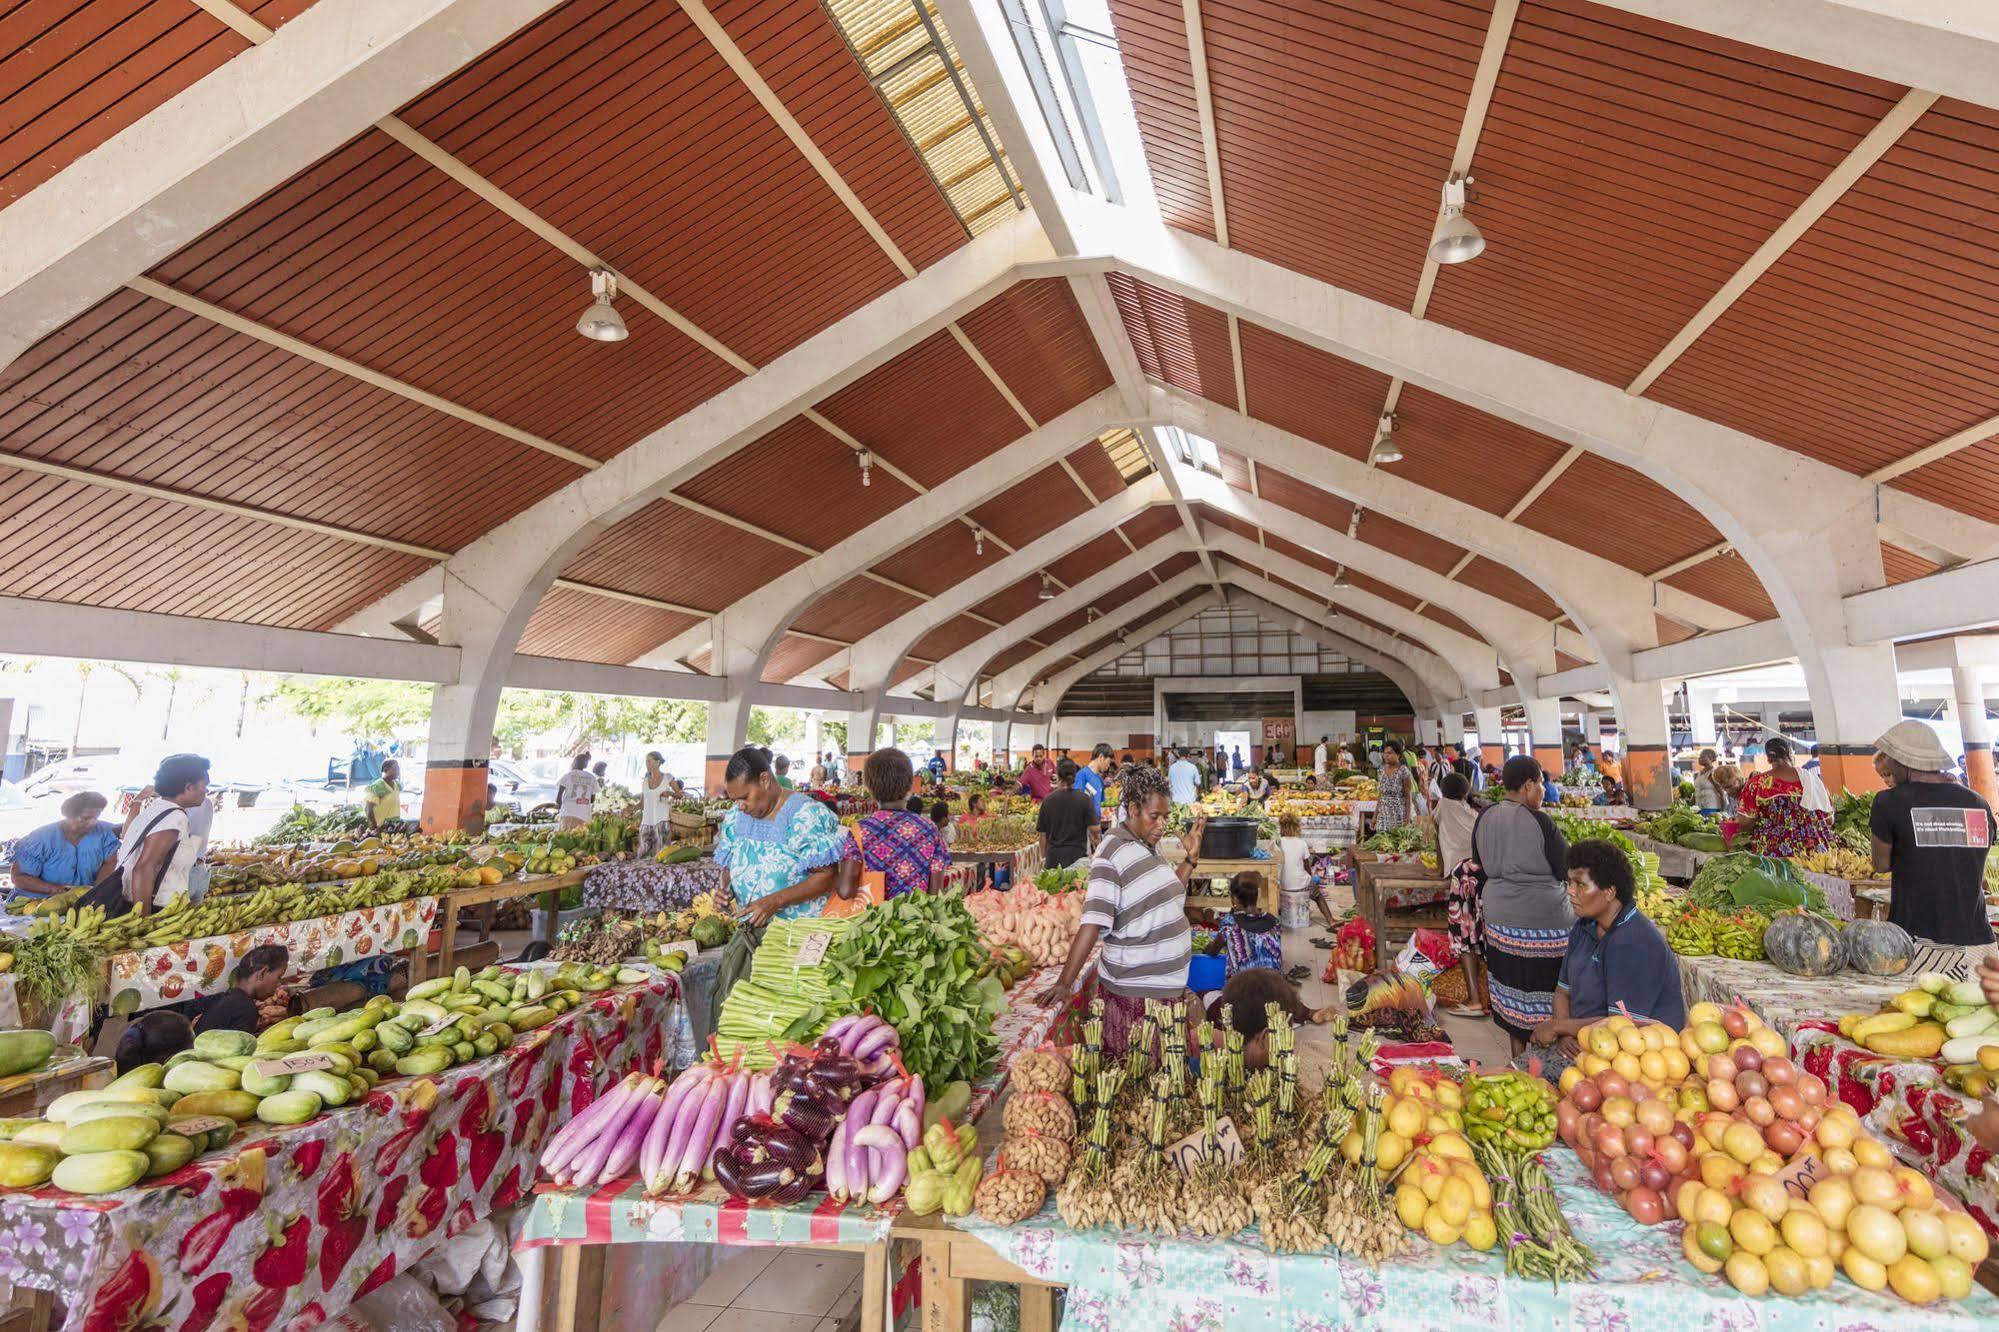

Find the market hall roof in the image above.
[{"left": 1, "top": 0, "right": 1998, "bottom": 738}]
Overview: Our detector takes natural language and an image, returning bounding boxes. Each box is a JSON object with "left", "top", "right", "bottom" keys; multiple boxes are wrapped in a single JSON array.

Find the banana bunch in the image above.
[
  {"left": 1664, "top": 907, "right": 1721, "bottom": 956},
  {"left": 1634, "top": 888, "right": 1677, "bottom": 923},
  {"left": 1712, "top": 910, "right": 1768, "bottom": 961},
  {"left": 1791, "top": 847, "right": 1875, "bottom": 880}
]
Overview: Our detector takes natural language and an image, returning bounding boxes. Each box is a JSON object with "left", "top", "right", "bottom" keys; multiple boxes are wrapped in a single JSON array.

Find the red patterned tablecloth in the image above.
[
  {"left": 1793, "top": 1022, "right": 1999, "bottom": 1242},
  {"left": 0, "top": 979, "right": 678, "bottom": 1332}
]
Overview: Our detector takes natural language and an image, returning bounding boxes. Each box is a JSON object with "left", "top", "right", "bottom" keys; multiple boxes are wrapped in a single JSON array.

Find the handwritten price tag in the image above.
[
  {"left": 1166, "top": 1114, "right": 1246, "bottom": 1178},
  {"left": 419, "top": 1011, "right": 464, "bottom": 1039},
  {"left": 167, "top": 1115, "right": 234, "bottom": 1137},
  {"left": 793, "top": 932, "right": 834, "bottom": 967},
  {"left": 249, "top": 1052, "right": 335, "bottom": 1078},
  {"left": 1775, "top": 1152, "right": 1829, "bottom": 1201}
]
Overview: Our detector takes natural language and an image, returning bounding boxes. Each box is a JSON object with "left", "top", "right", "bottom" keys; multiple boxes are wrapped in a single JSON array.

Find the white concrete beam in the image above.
[
  {"left": 989, "top": 566, "right": 1212, "bottom": 708},
  {"left": 0, "top": 596, "right": 457, "bottom": 683},
  {"left": 1029, "top": 594, "right": 1222, "bottom": 713},
  {"left": 1225, "top": 591, "right": 1437, "bottom": 715},
  {"left": 0, "top": 0, "right": 566, "bottom": 371},
  {"left": 506, "top": 657, "right": 728, "bottom": 702},
  {"left": 1846, "top": 557, "right": 1999, "bottom": 645}
]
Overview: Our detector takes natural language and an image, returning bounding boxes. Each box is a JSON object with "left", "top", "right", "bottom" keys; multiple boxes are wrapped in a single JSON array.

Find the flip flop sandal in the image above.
[
  {"left": 1308, "top": 936, "right": 1334, "bottom": 949},
  {"left": 1285, "top": 965, "right": 1311, "bottom": 983}
]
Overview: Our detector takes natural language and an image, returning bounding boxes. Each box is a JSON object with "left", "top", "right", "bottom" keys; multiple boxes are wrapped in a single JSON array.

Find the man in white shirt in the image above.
[
  {"left": 1314, "top": 736, "right": 1329, "bottom": 777},
  {"left": 1167, "top": 750, "right": 1201, "bottom": 805}
]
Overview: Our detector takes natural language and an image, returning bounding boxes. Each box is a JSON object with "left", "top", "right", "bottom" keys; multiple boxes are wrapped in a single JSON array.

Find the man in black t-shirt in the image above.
[
  {"left": 1870, "top": 722, "right": 1996, "bottom": 948},
  {"left": 1036, "top": 759, "right": 1098, "bottom": 870}
]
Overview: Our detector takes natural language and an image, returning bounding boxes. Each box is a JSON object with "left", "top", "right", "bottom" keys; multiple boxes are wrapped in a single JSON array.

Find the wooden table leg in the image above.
[
  {"left": 479, "top": 899, "right": 498, "bottom": 942},
  {"left": 1019, "top": 1283, "right": 1056, "bottom": 1332},
  {"left": 553, "top": 1242, "right": 603, "bottom": 1332},
  {"left": 437, "top": 892, "right": 460, "bottom": 978},
  {"left": 921, "top": 1238, "right": 967, "bottom": 1332},
  {"left": 860, "top": 1239, "right": 888, "bottom": 1332},
  {"left": 515, "top": 1245, "right": 547, "bottom": 1332}
]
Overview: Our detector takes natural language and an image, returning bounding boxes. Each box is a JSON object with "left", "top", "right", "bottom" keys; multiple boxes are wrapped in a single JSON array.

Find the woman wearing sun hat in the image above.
[{"left": 1870, "top": 720, "right": 1997, "bottom": 972}]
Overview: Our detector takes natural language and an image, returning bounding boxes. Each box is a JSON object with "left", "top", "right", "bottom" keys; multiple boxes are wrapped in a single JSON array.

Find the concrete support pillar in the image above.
[
  {"left": 1472, "top": 706, "right": 1504, "bottom": 762},
  {"left": 1415, "top": 717, "right": 1442, "bottom": 747},
  {"left": 935, "top": 714, "right": 959, "bottom": 771},
  {"left": 804, "top": 712, "right": 823, "bottom": 769},
  {"left": 847, "top": 697, "right": 882, "bottom": 774},
  {"left": 1811, "top": 646, "right": 1902, "bottom": 794},
  {"left": 1440, "top": 713, "right": 1466, "bottom": 746},
  {"left": 1686, "top": 685, "right": 1719, "bottom": 747},
  {"left": 1613, "top": 678, "right": 1675, "bottom": 811},
  {"left": 1524, "top": 697, "right": 1565, "bottom": 777},
  {"left": 1953, "top": 667, "right": 1996, "bottom": 809},
  {"left": 702, "top": 695, "right": 751, "bottom": 795},
  {"left": 993, "top": 721, "right": 1012, "bottom": 767}
]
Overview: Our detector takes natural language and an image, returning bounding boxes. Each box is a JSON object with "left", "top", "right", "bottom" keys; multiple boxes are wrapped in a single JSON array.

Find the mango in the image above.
[
  {"left": 1867, "top": 1023, "right": 1948, "bottom": 1059},
  {"left": 59, "top": 1115, "right": 160, "bottom": 1155},
  {"left": 142, "top": 1133, "right": 197, "bottom": 1178},
  {"left": 51, "top": 1149, "right": 149, "bottom": 1194},
  {"left": 163, "top": 1063, "right": 240, "bottom": 1095},
  {"left": 254, "top": 1090, "right": 323, "bottom": 1125},
  {"left": 45, "top": 1088, "right": 162, "bottom": 1123},
  {"left": 10, "top": 1122, "right": 63, "bottom": 1149},
  {"left": 240, "top": 1066, "right": 291, "bottom": 1098},
  {"left": 66, "top": 1102, "right": 171, "bottom": 1129},
  {"left": 0, "top": 1141, "right": 59, "bottom": 1188},
  {"left": 191, "top": 1029, "right": 257, "bottom": 1061},
  {"left": 169, "top": 1091, "right": 261, "bottom": 1123}
]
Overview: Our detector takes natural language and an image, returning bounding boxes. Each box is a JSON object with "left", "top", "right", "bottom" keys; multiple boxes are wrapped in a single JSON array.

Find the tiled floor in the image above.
[{"left": 660, "top": 1248, "right": 864, "bottom": 1332}]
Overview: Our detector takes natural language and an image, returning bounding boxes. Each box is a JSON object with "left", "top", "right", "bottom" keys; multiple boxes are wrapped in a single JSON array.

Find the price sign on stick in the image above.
[
  {"left": 167, "top": 1115, "right": 234, "bottom": 1137},
  {"left": 249, "top": 1051, "right": 335, "bottom": 1078},
  {"left": 419, "top": 1011, "right": 463, "bottom": 1040},
  {"left": 1167, "top": 1115, "right": 1246, "bottom": 1178},
  {"left": 793, "top": 932, "right": 834, "bottom": 967}
]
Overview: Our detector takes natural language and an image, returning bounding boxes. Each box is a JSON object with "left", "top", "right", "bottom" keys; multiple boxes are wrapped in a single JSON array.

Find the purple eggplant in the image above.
[
  {"left": 746, "top": 1072, "right": 773, "bottom": 1119},
  {"left": 823, "top": 1014, "right": 863, "bottom": 1043},
  {"left": 814, "top": 1036, "right": 845, "bottom": 1057},
  {"left": 843, "top": 1087, "right": 880, "bottom": 1185},
  {"left": 735, "top": 1157, "right": 796, "bottom": 1200},
  {"left": 712, "top": 1144, "right": 753, "bottom": 1199},
  {"left": 851, "top": 1125, "right": 907, "bottom": 1204},
  {"left": 866, "top": 1088, "right": 901, "bottom": 1183},
  {"left": 767, "top": 1172, "right": 813, "bottom": 1206},
  {"left": 852, "top": 1022, "right": 899, "bottom": 1062},
  {"left": 775, "top": 1088, "right": 838, "bottom": 1141},
  {"left": 749, "top": 1124, "right": 818, "bottom": 1175},
  {"left": 566, "top": 1075, "right": 659, "bottom": 1185},
  {"left": 598, "top": 1081, "right": 666, "bottom": 1184},
  {"left": 670, "top": 1079, "right": 726, "bottom": 1193},
  {"left": 640, "top": 1068, "right": 710, "bottom": 1188},
  {"left": 903, "top": 1075, "right": 925, "bottom": 1120},
  {"left": 711, "top": 1071, "right": 751, "bottom": 1178},
  {"left": 542, "top": 1072, "right": 643, "bottom": 1178},
  {"left": 825, "top": 1116, "right": 849, "bottom": 1201},
  {"left": 892, "top": 1100, "right": 921, "bottom": 1151},
  {"left": 837, "top": 1015, "right": 884, "bottom": 1057}
]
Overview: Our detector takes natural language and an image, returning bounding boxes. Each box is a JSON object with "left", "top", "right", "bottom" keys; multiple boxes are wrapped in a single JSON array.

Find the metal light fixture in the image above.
[
  {"left": 1038, "top": 573, "right": 1055, "bottom": 600},
  {"left": 973, "top": 527, "right": 985, "bottom": 556},
  {"left": 575, "top": 270, "right": 629, "bottom": 341},
  {"left": 858, "top": 450, "right": 874, "bottom": 487},
  {"left": 1369, "top": 412, "right": 1403, "bottom": 465},
  {"left": 1429, "top": 173, "right": 1485, "bottom": 265}
]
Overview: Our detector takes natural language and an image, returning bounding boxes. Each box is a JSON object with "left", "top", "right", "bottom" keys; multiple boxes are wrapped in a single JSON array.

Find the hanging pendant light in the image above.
[
  {"left": 1428, "top": 173, "right": 1485, "bottom": 265},
  {"left": 973, "top": 527, "right": 985, "bottom": 556},
  {"left": 1369, "top": 412, "right": 1402, "bottom": 465},
  {"left": 858, "top": 450, "right": 874, "bottom": 487},
  {"left": 576, "top": 270, "right": 629, "bottom": 341},
  {"left": 1038, "top": 573, "right": 1055, "bottom": 600}
]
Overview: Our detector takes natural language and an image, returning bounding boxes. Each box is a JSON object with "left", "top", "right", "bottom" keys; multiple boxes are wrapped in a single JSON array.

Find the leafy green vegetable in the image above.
[
  {"left": 824, "top": 893, "right": 1004, "bottom": 1089},
  {"left": 1688, "top": 853, "right": 1826, "bottom": 915},
  {"left": 1635, "top": 805, "right": 1718, "bottom": 845},
  {"left": 1361, "top": 824, "right": 1430, "bottom": 853}
]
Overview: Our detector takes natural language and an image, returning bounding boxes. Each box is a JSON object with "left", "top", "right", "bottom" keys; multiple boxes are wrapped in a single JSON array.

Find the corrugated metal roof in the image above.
[
  {"left": 0, "top": 0, "right": 313, "bottom": 206},
  {"left": 814, "top": 326, "right": 1023, "bottom": 487},
  {"left": 1515, "top": 451, "right": 1723, "bottom": 573},
  {"left": 956, "top": 279, "right": 1112, "bottom": 423},
  {"left": 675, "top": 414, "right": 918, "bottom": 549},
  {"left": 1239, "top": 320, "right": 1392, "bottom": 461},
  {"left": 1385, "top": 386, "right": 1572, "bottom": 516},
  {"left": 1880, "top": 542, "right": 1940, "bottom": 585},
  {"left": 1108, "top": 274, "right": 1237, "bottom": 408},
  {"left": 518, "top": 588, "right": 702, "bottom": 664},
  {"left": 1067, "top": 440, "right": 1132, "bottom": 499},
  {"left": 0, "top": 287, "right": 582, "bottom": 553},
  {"left": 1105, "top": 0, "right": 1214, "bottom": 239},
  {"left": 559, "top": 498, "right": 807, "bottom": 612},
  {"left": 1255, "top": 466, "right": 1355, "bottom": 534},
  {"left": 1425, "top": 0, "right": 1902, "bottom": 387},
  {"left": 1197, "top": 0, "right": 1495, "bottom": 308},
  {"left": 1647, "top": 96, "right": 1999, "bottom": 514},
  {"left": 1661, "top": 550, "right": 1777, "bottom": 620},
  {"left": 908, "top": 613, "right": 989, "bottom": 661},
  {"left": 399, "top": 0, "right": 907, "bottom": 368},
  {"left": 0, "top": 466, "right": 427, "bottom": 629},
  {"left": 825, "top": 0, "right": 1021, "bottom": 234}
]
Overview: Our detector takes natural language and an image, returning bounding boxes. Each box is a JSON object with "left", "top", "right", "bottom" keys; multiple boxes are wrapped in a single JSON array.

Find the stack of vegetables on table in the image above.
[
  {"left": 965, "top": 884, "right": 1084, "bottom": 966},
  {"left": 1635, "top": 805, "right": 1723, "bottom": 852},
  {"left": 825, "top": 893, "right": 1007, "bottom": 1090},
  {"left": 954, "top": 815, "right": 1038, "bottom": 853},
  {"left": 1839, "top": 970, "right": 1999, "bottom": 1063}
]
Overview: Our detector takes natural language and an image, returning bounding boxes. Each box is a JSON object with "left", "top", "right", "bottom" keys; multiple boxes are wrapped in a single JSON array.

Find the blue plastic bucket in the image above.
[{"left": 1188, "top": 953, "right": 1226, "bottom": 993}]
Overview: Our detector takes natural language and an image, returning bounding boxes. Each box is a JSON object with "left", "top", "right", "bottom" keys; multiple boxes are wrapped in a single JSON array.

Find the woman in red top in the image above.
[{"left": 1734, "top": 736, "right": 1834, "bottom": 857}]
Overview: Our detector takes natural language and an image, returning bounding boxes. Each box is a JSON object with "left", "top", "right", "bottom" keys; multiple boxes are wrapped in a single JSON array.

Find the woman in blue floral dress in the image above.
[{"left": 713, "top": 747, "right": 847, "bottom": 925}]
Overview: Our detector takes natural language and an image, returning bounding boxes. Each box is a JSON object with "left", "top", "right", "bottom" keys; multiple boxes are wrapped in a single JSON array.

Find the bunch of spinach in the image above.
[{"left": 823, "top": 892, "right": 1005, "bottom": 1089}]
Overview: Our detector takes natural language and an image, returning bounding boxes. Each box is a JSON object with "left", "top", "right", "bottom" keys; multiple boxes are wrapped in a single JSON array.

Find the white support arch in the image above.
[
  {"left": 1224, "top": 592, "right": 1440, "bottom": 718},
  {"left": 1028, "top": 595, "right": 1222, "bottom": 715},
  {"left": 987, "top": 567, "right": 1213, "bottom": 710}
]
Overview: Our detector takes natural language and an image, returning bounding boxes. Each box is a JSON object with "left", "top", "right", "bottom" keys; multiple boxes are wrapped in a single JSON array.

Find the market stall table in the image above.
[
  {"left": 1676, "top": 952, "right": 1908, "bottom": 1039},
  {"left": 512, "top": 963, "right": 1082, "bottom": 1332},
  {"left": 0, "top": 1051, "right": 109, "bottom": 1119},
  {"left": 1159, "top": 843, "right": 1278, "bottom": 914},
  {"left": 435, "top": 869, "right": 587, "bottom": 974},
  {"left": 1627, "top": 833, "right": 1710, "bottom": 884},
  {"left": 580, "top": 860, "right": 727, "bottom": 914},
  {"left": 1348, "top": 855, "right": 1447, "bottom": 966},
  {"left": 0, "top": 974, "right": 680, "bottom": 1332}
]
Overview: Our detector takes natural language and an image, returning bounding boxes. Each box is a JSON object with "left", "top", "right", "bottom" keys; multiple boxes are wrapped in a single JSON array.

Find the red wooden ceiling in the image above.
[
  {"left": 1654, "top": 614, "right": 1697, "bottom": 646},
  {"left": 559, "top": 498, "right": 805, "bottom": 612},
  {"left": 909, "top": 615, "right": 991, "bottom": 664},
  {"left": 969, "top": 464, "right": 1095, "bottom": 550},
  {"left": 1046, "top": 532, "right": 1138, "bottom": 589},
  {"left": 760, "top": 633, "right": 842, "bottom": 684},
  {"left": 1257, "top": 466, "right": 1356, "bottom": 534},
  {"left": 1344, "top": 569, "right": 1422, "bottom": 614},
  {"left": 0, "top": 0, "right": 316, "bottom": 206},
  {"left": 971, "top": 576, "right": 1051, "bottom": 626},
  {"left": 1104, "top": 0, "right": 1213, "bottom": 240},
  {"left": 1065, "top": 441, "right": 1130, "bottom": 502},
  {"left": 1459, "top": 556, "right": 1563, "bottom": 619},
  {"left": 518, "top": 588, "right": 699, "bottom": 665},
  {"left": 1513, "top": 450, "right": 1725, "bottom": 573},
  {"left": 0, "top": 467, "right": 426, "bottom": 630},
  {"left": 1384, "top": 386, "right": 1571, "bottom": 516},
  {"left": 1424, "top": 605, "right": 1484, "bottom": 640},
  {"left": 1262, "top": 532, "right": 1338, "bottom": 578},
  {"left": 1356, "top": 508, "right": 1465, "bottom": 575},
  {"left": 1424, "top": 0, "right": 1901, "bottom": 388},
  {"left": 1239, "top": 320, "right": 1391, "bottom": 459},
  {"left": 1661, "top": 550, "right": 1778, "bottom": 621},
  {"left": 985, "top": 642, "right": 1045, "bottom": 678},
  {"left": 812, "top": 328, "right": 1023, "bottom": 489},
  {"left": 1647, "top": 97, "right": 1999, "bottom": 520},
  {"left": 1119, "top": 505, "right": 1185, "bottom": 547},
  {"left": 955, "top": 279, "right": 1112, "bottom": 423},
  {"left": 871, "top": 523, "right": 992, "bottom": 599},
  {"left": 673, "top": 415, "right": 917, "bottom": 551},
  {"left": 1108, "top": 274, "right": 1237, "bottom": 407},
  {"left": 1880, "top": 542, "right": 1940, "bottom": 585},
  {"left": 789, "top": 575, "right": 920, "bottom": 642}
]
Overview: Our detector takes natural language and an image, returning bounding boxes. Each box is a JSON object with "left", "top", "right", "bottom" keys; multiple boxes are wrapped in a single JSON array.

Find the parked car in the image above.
[
  {"left": 488, "top": 759, "right": 560, "bottom": 812},
  {"left": 15, "top": 752, "right": 269, "bottom": 812},
  {"left": 0, "top": 781, "right": 63, "bottom": 867}
]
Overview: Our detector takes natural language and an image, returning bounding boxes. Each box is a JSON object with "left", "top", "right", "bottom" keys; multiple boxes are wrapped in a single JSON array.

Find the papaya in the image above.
[
  {"left": 108, "top": 1062, "right": 165, "bottom": 1090},
  {"left": 66, "top": 1102, "right": 171, "bottom": 1129},
  {"left": 169, "top": 1091, "right": 261, "bottom": 1123},
  {"left": 0, "top": 1141, "right": 59, "bottom": 1188},
  {"left": 141, "top": 1133, "right": 197, "bottom": 1178},
  {"left": 394, "top": 1048, "right": 454, "bottom": 1077},
  {"left": 45, "top": 1088, "right": 163, "bottom": 1123},
  {"left": 10, "top": 1122, "right": 63, "bottom": 1149},
  {"left": 191, "top": 1029, "right": 256, "bottom": 1061},
  {"left": 162, "top": 1063, "right": 240, "bottom": 1095},
  {"left": 0, "top": 1029, "right": 56, "bottom": 1077},
  {"left": 59, "top": 1115, "right": 160, "bottom": 1155},
  {"left": 240, "top": 1066, "right": 292, "bottom": 1098},
  {"left": 1865, "top": 1022, "right": 1947, "bottom": 1059},
  {"left": 255, "top": 1090, "right": 323, "bottom": 1125},
  {"left": 51, "top": 1149, "right": 149, "bottom": 1195}
]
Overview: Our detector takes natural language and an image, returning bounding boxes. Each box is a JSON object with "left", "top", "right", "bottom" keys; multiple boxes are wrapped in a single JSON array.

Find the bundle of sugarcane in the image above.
[
  {"left": 1110, "top": 1068, "right": 1181, "bottom": 1232},
  {"left": 1055, "top": 1066, "right": 1122, "bottom": 1229}
]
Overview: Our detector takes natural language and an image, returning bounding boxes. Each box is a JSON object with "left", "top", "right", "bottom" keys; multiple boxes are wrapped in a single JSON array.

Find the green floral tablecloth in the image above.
[{"left": 956, "top": 1149, "right": 1999, "bottom": 1332}]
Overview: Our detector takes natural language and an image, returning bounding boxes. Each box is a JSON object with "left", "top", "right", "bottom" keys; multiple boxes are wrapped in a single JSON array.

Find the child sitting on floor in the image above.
[{"left": 1205, "top": 872, "right": 1283, "bottom": 978}]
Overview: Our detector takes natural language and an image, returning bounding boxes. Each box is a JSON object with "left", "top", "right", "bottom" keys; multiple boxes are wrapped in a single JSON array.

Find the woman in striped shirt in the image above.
[{"left": 1037, "top": 764, "right": 1209, "bottom": 1056}]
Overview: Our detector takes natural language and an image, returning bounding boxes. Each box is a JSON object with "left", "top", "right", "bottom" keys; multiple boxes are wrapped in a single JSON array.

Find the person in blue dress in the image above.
[
  {"left": 713, "top": 747, "right": 847, "bottom": 925},
  {"left": 1204, "top": 873, "right": 1284, "bottom": 978},
  {"left": 7, "top": 792, "right": 120, "bottom": 898}
]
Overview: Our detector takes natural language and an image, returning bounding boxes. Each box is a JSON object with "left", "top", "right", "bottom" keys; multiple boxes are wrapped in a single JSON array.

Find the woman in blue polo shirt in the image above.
[
  {"left": 8, "top": 791, "right": 121, "bottom": 898},
  {"left": 1530, "top": 839, "right": 1685, "bottom": 1056}
]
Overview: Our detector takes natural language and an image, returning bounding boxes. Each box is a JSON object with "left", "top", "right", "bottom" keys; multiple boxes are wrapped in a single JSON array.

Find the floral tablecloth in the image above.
[
  {"left": 105, "top": 896, "right": 441, "bottom": 1012},
  {"left": 1794, "top": 1023, "right": 1999, "bottom": 1243},
  {"left": 582, "top": 860, "right": 729, "bottom": 913},
  {"left": 0, "top": 978, "right": 678, "bottom": 1332},
  {"left": 517, "top": 963, "right": 1081, "bottom": 1251},
  {"left": 956, "top": 1146, "right": 1999, "bottom": 1332},
  {"left": 1676, "top": 953, "right": 1906, "bottom": 1039}
]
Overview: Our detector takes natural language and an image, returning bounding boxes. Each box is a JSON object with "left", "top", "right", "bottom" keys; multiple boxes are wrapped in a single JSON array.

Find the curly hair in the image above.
[
  {"left": 862, "top": 747, "right": 914, "bottom": 803},
  {"left": 1119, "top": 762, "right": 1172, "bottom": 815}
]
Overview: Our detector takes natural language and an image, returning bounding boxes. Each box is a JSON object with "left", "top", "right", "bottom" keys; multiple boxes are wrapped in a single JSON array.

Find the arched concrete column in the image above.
[
  {"left": 1214, "top": 569, "right": 1466, "bottom": 706},
  {"left": 985, "top": 566, "right": 1212, "bottom": 710},
  {"left": 1177, "top": 469, "right": 1579, "bottom": 673},
  {"left": 1524, "top": 698, "right": 1566, "bottom": 778},
  {"left": 1613, "top": 677, "right": 1676, "bottom": 810},
  {"left": 1223, "top": 592, "right": 1440, "bottom": 719},
  {"left": 1955, "top": 668, "right": 1997, "bottom": 810}
]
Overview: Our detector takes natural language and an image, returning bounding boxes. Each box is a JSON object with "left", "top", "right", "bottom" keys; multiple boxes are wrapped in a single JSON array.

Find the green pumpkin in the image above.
[
  {"left": 1764, "top": 910, "right": 1844, "bottom": 977},
  {"left": 1842, "top": 919, "right": 1915, "bottom": 977}
]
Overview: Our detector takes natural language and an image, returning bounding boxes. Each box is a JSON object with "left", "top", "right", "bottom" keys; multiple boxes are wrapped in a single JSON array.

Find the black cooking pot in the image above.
[{"left": 1199, "top": 816, "right": 1260, "bottom": 860}]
